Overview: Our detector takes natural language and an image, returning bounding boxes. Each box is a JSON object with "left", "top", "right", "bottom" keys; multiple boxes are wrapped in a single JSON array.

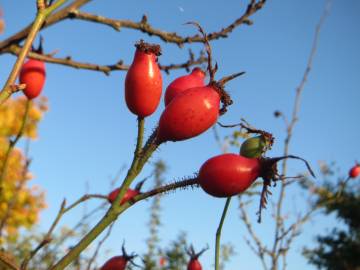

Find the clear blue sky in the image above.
[{"left": 1, "top": 0, "right": 360, "bottom": 269}]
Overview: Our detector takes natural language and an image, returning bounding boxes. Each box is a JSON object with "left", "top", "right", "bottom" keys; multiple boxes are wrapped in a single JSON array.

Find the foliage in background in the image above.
[
  {"left": 303, "top": 164, "right": 360, "bottom": 270},
  {"left": 0, "top": 96, "right": 47, "bottom": 244}
]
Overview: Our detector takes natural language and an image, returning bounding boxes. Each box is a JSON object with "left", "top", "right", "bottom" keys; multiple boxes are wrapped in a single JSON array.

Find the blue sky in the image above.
[{"left": 1, "top": 0, "right": 360, "bottom": 269}]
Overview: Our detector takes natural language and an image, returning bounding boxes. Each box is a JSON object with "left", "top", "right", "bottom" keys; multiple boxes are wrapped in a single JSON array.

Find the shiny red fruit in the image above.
[
  {"left": 107, "top": 188, "right": 139, "bottom": 205},
  {"left": 164, "top": 67, "right": 205, "bottom": 105},
  {"left": 349, "top": 164, "right": 360, "bottom": 178},
  {"left": 187, "top": 259, "right": 202, "bottom": 270},
  {"left": 100, "top": 256, "right": 128, "bottom": 270},
  {"left": 157, "top": 86, "right": 220, "bottom": 142},
  {"left": 125, "top": 41, "right": 162, "bottom": 117},
  {"left": 198, "top": 153, "right": 260, "bottom": 197},
  {"left": 19, "top": 59, "right": 46, "bottom": 99}
]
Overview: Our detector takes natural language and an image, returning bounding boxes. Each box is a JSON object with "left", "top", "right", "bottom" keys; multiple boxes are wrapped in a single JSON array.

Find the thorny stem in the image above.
[
  {"left": 50, "top": 176, "right": 198, "bottom": 270},
  {"left": 135, "top": 117, "right": 145, "bottom": 156},
  {"left": 215, "top": 197, "right": 232, "bottom": 270},
  {"left": 109, "top": 117, "right": 146, "bottom": 209},
  {"left": 0, "top": 99, "right": 30, "bottom": 195},
  {"left": 50, "top": 120, "right": 160, "bottom": 270},
  {"left": 86, "top": 222, "right": 115, "bottom": 270}
]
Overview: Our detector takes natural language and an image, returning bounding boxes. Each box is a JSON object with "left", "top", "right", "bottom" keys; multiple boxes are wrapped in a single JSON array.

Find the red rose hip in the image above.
[
  {"left": 125, "top": 40, "right": 162, "bottom": 117},
  {"left": 349, "top": 163, "right": 360, "bottom": 179},
  {"left": 198, "top": 153, "right": 260, "bottom": 197},
  {"left": 157, "top": 85, "right": 220, "bottom": 143},
  {"left": 164, "top": 67, "right": 206, "bottom": 105},
  {"left": 107, "top": 188, "right": 140, "bottom": 206},
  {"left": 19, "top": 59, "right": 46, "bottom": 99}
]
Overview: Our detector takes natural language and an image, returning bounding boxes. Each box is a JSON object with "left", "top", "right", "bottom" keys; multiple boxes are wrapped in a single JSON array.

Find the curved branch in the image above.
[
  {"left": 69, "top": 0, "right": 266, "bottom": 46},
  {"left": 4, "top": 44, "right": 207, "bottom": 75}
]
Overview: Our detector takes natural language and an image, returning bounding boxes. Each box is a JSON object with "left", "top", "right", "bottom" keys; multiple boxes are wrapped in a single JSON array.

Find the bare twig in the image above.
[
  {"left": 239, "top": 201, "right": 270, "bottom": 270},
  {"left": 270, "top": 2, "right": 331, "bottom": 269},
  {"left": 68, "top": 1, "right": 266, "bottom": 46},
  {"left": 4, "top": 44, "right": 207, "bottom": 75},
  {"left": 20, "top": 194, "right": 107, "bottom": 269}
]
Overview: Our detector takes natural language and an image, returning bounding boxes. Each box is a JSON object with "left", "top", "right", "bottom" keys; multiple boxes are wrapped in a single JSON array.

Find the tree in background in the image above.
[{"left": 303, "top": 163, "right": 360, "bottom": 270}]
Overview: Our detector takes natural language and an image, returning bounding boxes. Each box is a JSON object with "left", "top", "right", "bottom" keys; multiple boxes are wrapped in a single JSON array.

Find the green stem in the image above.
[
  {"left": 110, "top": 117, "right": 145, "bottom": 209},
  {"left": 215, "top": 197, "right": 231, "bottom": 270},
  {"left": 135, "top": 117, "right": 144, "bottom": 156},
  {"left": 0, "top": 99, "right": 30, "bottom": 195},
  {"left": 44, "top": 0, "right": 70, "bottom": 16},
  {"left": 0, "top": 0, "right": 69, "bottom": 105},
  {"left": 50, "top": 121, "right": 160, "bottom": 270}
]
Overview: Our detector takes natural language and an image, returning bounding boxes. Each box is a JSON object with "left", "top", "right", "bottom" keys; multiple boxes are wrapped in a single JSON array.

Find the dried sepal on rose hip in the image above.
[
  {"left": 198, "top": 153, "right": 315, "bottom": 222},
  {"left": 156, "top": 23, "right": 244, "bottom": 143},
  {"left": 100, "top": 243, "right": 138, "bottom": 270},
  {"left": 19, "top": 39, "right": 46, "bottom": 100},
  {"left": 186, "top": 245, "right": 208, "bottom": 270},
  {"left": 125, "top": 40, "right": 162, "bottom": 118}
]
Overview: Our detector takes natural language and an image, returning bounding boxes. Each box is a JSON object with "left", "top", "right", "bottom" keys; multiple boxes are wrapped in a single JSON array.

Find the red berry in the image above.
[
  {"left": 157, "top": 85, "right": 220, "bottom": 143},
  {"left": 100, "top": 256, "right": 128, "bottom": 270},
  {"left": 349, "top": 164, "right": 360, "bottom": 178},
  {"left": 125, "top": 40, "right": 162, "bottom": 117},
  {"left": 19, "top": 59, "right": 46, "bottom": 99},
  {"left": 100, "top": 244, "right": 136, "bottom": 270},
  {"left": 186, "top": 245, "right": 207, "bottom": 270},
  {"left": 159, "top": 257, "right": 166, "bottom": 267},
  {"left": 198, "top": 153, "right": 260, "bottom": 197},
  {"left": 164, "top": 67, "right": 205, "bottom": 105},
  {"left": 107, "top": 188, "right": 140, "bottom": 205},
  {"left": 187, "top": 259, "right": 202, "bottom": 270}
]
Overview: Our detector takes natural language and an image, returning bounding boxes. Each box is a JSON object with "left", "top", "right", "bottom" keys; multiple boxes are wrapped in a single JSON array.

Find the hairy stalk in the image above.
[
  {"left": 215, "top": 197, "right": 231, "bottom": 270},
  {"left": 109, "top": 117, "right": 145, "bottom": 209}
]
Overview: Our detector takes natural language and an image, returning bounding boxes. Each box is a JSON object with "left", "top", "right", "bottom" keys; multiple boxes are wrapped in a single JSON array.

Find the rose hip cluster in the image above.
[
  {"left": 105, "top": 33, "right": 315, "bottom": 265},
  {"left": 124, "top": 39, "right": 229, "bottom": 143},
  {"left": 120, "top": 39, "right": 316, "bottom": 219}
]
